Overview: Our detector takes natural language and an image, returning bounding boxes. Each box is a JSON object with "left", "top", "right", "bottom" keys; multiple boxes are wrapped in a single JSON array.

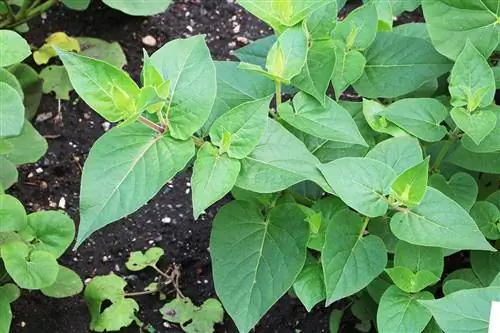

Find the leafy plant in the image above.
[
  {"left": 84, "top": 247, "right": 223, "bottom": 332},
  {"left": 59, "top": 0, "right": 500, "bottom": 332}
]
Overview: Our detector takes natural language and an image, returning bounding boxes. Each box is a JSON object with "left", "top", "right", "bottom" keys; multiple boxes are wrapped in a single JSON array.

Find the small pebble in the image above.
[
  {"left": 142, "top": 35, "right": 157, "bottom": 46},
  {"left": 35, "top": 167, "right": 43, "bottom": 174},
  {"left": 58, "top": 197, "right": 66, "bottom": 209},
  {"left": 162, "top": 216, "right": 172, "bottom": 223},
  {"left": 101, "top": 122, "right": 111, "bottom": 131}
]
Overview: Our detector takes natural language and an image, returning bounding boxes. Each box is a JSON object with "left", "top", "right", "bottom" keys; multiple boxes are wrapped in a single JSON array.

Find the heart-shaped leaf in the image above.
[{"left": 125, "top": 247, "right": 164, "bottom": 271}]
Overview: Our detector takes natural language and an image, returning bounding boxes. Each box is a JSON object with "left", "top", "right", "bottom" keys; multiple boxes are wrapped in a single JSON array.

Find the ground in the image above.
[{"left": 8, "top": 1, "right": 341, "bottom": 332}]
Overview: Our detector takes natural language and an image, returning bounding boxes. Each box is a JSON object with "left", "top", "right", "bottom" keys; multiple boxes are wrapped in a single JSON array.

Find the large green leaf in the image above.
[
  {"left": 9, "top": 64, "right": 43, "bottom": 120},
  {"left": 449, "top": 145, "right": 500, "bottom": 174},
  {"left": 428, "top": 172, "right": 478, "bottom": 212},
  {"left": 394, "top": 242, "right": 444, "bottom": 277},
  {"left": 319, "top": 157, "right": 397, "bottom": 217},
  {"left": 333, "top": 2, "right": 378, "bottom": 50},
  {"left": 279, "top": 92, "right": 366, "bottom": 145},
  {"left": 377, "top": 285, "right": 433, "bottom": 333},
  {"left": 420, "top": 287, "right": 500, "bottom": 333},
  {"left": 353, "top": 32, "right": 452, "bottom": 98},
  {"left": 292, "top": 39, "right": 336, "bottom": 104},
  {"left": 150, "top": 35, "right": 217, "bottom": 139},
  {"left": 1, "top": 241, "right": 59, "bottom": 289},
  {"left": 209, "top": 96, "right": 271, "bottom": 159},
  {"left": 233, "top": 36, "right": 277, "bottom": 68},
  {"left": 266, "top": 26, "right": 308, "bottom": 83},
  {"left": 237, "top": 0, "right": 329, "bottom": 29},
  {"left": 41, "top": 265, "right": 83, "bottom": 298},
  {"left": 21, "top": 211, "right": 75, "bottom": 258},
  {"left": 390, "top": 187, "right": 494, "bottom": 251},
  {"left": 0, "top": 82, "right": 24, "bottom": 138},
  {"left": 0, "top": 30, "right": 30, "bottom": 67},
  {"left": 306, "top": 2, "right": 338, "bottom": 40},
  {"left": 393, "top": 22, "right": 430, "bottom": 41},
  {"left": 292, "top": 254, "right": 326, "bottom": 312},
  {"left": 211, "top": 201, "right": 309, "bottom": 333},
  {"left": 202, "top": 61, "right": 274, "bottom": 135},
  {"left": 191, "top": 143, "right": 241, "bottom": 219},
  {"left": 331, "top": 41, "right": 366, "bottom": 99},
  {"left": 0, "top": 284, "right": 20, "bottom": 333},
  {"left": 366, "top": 136, "right": 423, "bottom": 175},
  {"left": 102, "top": 0, "right": 172, "bottom": 15},
  {"left": 382, "top": 98, "right": 448, "bottom": 142},
  {"left": 57, "top": 49, "right": 140, "bottom": 122},
  {"left": 449, "top": 41, "right": 495, "bottom": 112},
  {"left": 236, "top": 119, "right": 331, "bottom": 193},
  {"left": 369, "top": 217, "right": 398, "bottom": 253},
  {"left": 0, "top": 122, "right": 47, "bottom": 165},
  {"left": 77, "top": 124, "right": 194, "bottom": 246},
  {"left": 322, "top": 209, "right": 387, "bottom": 305},
  {"left": 451, "top": 107, "right": 497, "bottom": 145},
  {"left": 471, "top": 251, "right": 500, "bottom": 286},
  {"left": 0, "top": 194, "right": 27, "bottom": 232},
  {"left": 0, "top": 67, "right": 23, "bottom": 98},
  {"left": 422, "top": 0, "right": 500, "bottom": 60},
  {"left": 471, "top": 201, "right": 500, "bottom": 240}
]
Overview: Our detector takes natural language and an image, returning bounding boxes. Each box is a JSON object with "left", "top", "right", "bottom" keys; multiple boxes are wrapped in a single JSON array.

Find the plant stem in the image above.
[
  {"left": 192, "top": 135, "right": 205, "bottom": 148},
  {"left": 358, "top": 217, "right": 370, "bottom": 239},
  {"left": 157, "top": 110, "right": 167, "bottom": 127},
  {"left": 138, "top": 116, "right": 164, "bottom": 134},
  {"left": 1, "top": 0, "right": 57, "bottom": 28},
  {"left": 275, "top": 80, "right": 282, "bottom": 108},
  {"left": 431, "top": 127, "right": 460, "bottom": 172},
  {"left": 2, "top": 0, "right": 15, "bottom": 22},
  {"left": 151, "top": 264, "right": 171, "bottom": 280},
  {"left": 125, "top": 290, "right": 158, "bottom": 297}
]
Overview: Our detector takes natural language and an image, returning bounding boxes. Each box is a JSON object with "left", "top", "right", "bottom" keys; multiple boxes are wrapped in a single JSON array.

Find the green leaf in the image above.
[
  {"left": 209, "top": 96, "right": 271, "bottom": 159},
  {"left": 322, "top": 209, "right": 387, "bottom": 304},
  {"left": 39, "top": 65, "right": 73, "bottom": 100},
  {"left": 390, "top": 157, "right": 430, "bottom": 207},
  {"left": 369, "top": 217, "right": 398, "bottom": 253},
  {"left": 353, "top": 32, "right": 452, "bottom": 98},
  {"left": 319, "top": 157, "right": 397, "bottom": 217},
  {"left": 233, "top": 36, "right": 277, "bottom": 68},
  {"left": 102, "top": 0, "right": 172, "bottom": 15},
  {"left": 0, "top": 82, "right": 24, "bottom": 138},
  {"left": 393, "top": 22, "right": 430, "bottom": 42},
  {"left": 161, "top": 297, "right": 224, "bottom": 333},
  {"left": 0, "top": 284, "right": 20, "bottom": 333},
  {"left": 366, "top": 136, "right": 423, "bottom": 175},
  {"left": 451, "top": 107, "right": 497, "bottom": 145},
  {"left": 386, "top": 267, "right": 440, "bottom": 293},
  {"left": 0, "top": 67, "right": 23, "bottom": 98},
  {"left": 390, "top": 187, "right": 494, "bottom": 251},
  {"left": 390, "top": 0, "right": 421, "bottom": 15},
  {"left": 428, "top": 172, "right": 478, "bottom": 212},
  {"left": 368, "top": 0, "right": 393, "bottom": 31},
  {"left": 419, "top": 287, "right": 500, "bottom": 333},
  {"left": 150, "top": 35, "right": 216, "bottom": 140},
  {"left": 279, "top": 92, "right": 367, "bottom": 145},
  {"left": 362, "top": 99, "right": 409, "bottom": 136},
  {"left": 202, "top": 61, "right": 274, "bottom": 135},
  {"left": 125, "top": 247, "right": 164, "bottom": 271},
  {"left": 351, "top": 292, "right": 377, "bottom": 321},
  {"left": 191, "top": 143, "right": 241, "bottom": 218},
  {"left": 308, "top": 196, "right": 347, "bottom": 251},
  {"left": 21, "top": 211, "right": 75, "bottom": 258},
  {"left": 0, "top": 156, "right": 18, "bottom": 189},
  {"left": 422, "top": 0, "right": 500, "bottom": 60},
  {"left": 471, "top": 201, "right": 500, "bottom": 240},
  {"left": 377, "top": 285, "right": 433, "bottom": 333},
  {"left": 291, "top": 39, "right": 336, "bottom": 104},
  {"left": 211, "top": 201, "right": 309, "bottom": 333},
  {"left": 306, "top": 2, "right": 337, "bottom": 40},
  {"left": 333, "top": 3, "right": 378, "bottom": 50},
  {"left": 236, "top": 119, "right": 331, "bottom": 193},
  {"left": 471, "top": 251, "right": 500, "bottom": 286},
  {"left": 1, "top": 241, "right": 59, "bottom": 289},
  {"left": 0, "top": 30, "right": 31, "bottom": 67},
  {"left": 84, "top": 274, "right": 138, "bottom": 332},
  {"left": 292, "top": 254, "right": 326, "bottom": 312},
  {"left": 57, "top": 49, "right": 140, "bottom": 122},
  {"left": 382, "top": 98, "right": 448, "bottom": 142},
  {"left": 77, "top": 37, "right": 127, "bottom": 69},
  {"left": 61, "top": 0, "right": 90, "bottom": 10},
  {"left": 329, "top": 309, "right": 343, "bottom": 333},
  {"left": 237, "top": 0, "right": 329, "bottom": 29},
  {"left": 266, "top": 26, "right": 308, "bottom": 83},
  {"left": 366, "top": 273, "right": 393, "bottom": 303},
  {"left": 450, "top": 145, "right": 500, "bottom": 174},
  {"left": 0, "top": 194, "right": 27, "bottom": 232},
  {"left": 0, "top": 122, "right": 47, "bottom": 165},
  {"left": 40, "top": 265, "right": 83, "bottom": 298},
  {"left": 449, "top": 41, "right": 495, "bottom": 112},
  {"left": 461, "top": 106, "right": 500, "bottom": 153},
  {"left": 331, "top": 41, "right": 366, "bottom": 99},
  {"left": 394, "top": 241, "right": 444, "bottom": 277},
  {"left": 9, "top": 64, "right": 43, "bottom": 120},
  {"left": 77, "top": 124, "right": 194, "bottom": 246}
]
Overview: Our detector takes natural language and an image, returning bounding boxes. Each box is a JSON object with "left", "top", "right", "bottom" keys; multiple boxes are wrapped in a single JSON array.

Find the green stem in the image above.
[
  {"left": 15, "top": 0, "right": 32, "bottom": 20},
  {"left": 156, "top": 110, "right": 167, "bottom": 127},
  {"left": 358, "top": 217, "right": 370, "bottom": 239},
  {"left": 2, "top": 0, "right": 15, "bottom": 22},
  {"left": 275, "top": 80, "right": 282, "bottom": 108},
  {"left": 125, "top": 289, "right": 157, "bottom": 297},
  {"left": 192, "top": 135, "right": 205, "bottom": 148},
  {"left": 431, "top": 127, "right": 460, "bottom": 172},
  {"left": 1, "top": 0, "right": 56, "bottom": 28}
]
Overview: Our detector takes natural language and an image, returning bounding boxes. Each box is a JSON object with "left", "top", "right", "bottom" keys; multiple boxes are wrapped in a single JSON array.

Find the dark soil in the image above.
[{"left": 7, "top": 1, "right": 339, "bottom": 332}]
